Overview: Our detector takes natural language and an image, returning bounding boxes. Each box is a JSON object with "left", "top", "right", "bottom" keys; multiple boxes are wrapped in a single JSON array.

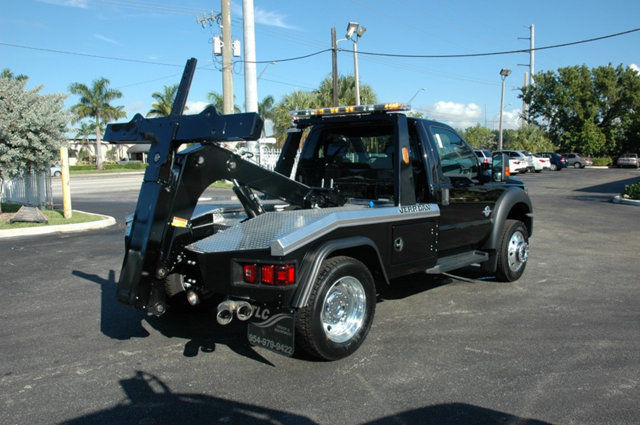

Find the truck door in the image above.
[{"left": 422, "top": 124, "right": 498, "bottom": 253}]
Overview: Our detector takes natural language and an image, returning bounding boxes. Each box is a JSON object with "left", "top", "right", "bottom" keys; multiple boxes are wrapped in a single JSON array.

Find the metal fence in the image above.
[{"left": 1, "top": 171, "right": 53, "bottom": 209}]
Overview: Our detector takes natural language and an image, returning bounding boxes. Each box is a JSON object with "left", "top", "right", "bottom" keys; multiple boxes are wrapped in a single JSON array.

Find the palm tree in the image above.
[
  {"left": 1, "top": 68, "right": 28, "bottom": 81},
  {"left": 147, "top": 84, "right": 182, "bottom": 117},
  {"left": 69, "top": 78, "right": 125, "bottom": 170},
  {"left": 207, "top": 91, "right": 241, "bottom": 113},
  {"left": 315, "top": 75, "right": 377, "bottom": 106},
  {"left": 258, "top": 95, "right": 275, "bottom": 120}
]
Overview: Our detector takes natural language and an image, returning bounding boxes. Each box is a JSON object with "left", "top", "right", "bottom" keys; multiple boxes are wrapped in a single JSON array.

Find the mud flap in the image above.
[
  {"left": 117, "top": 249, "right": 147, "bottom": 309},
  {"left": 247, "top": 313, "right": 295, "bottom": 357}
]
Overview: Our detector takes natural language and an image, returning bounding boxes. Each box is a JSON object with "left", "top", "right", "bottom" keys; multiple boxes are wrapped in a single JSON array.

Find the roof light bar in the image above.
[{"left": 291, "top": 103, "right": 410, "bottom": 118}]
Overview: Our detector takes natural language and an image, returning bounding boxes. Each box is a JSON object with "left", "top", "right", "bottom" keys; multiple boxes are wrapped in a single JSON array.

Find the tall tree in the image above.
[
  {"left": 503, "top": 124, "right": 555, "bottom": 152},
  {"left": 1, "top": 74, "right": 68, "bottom": 212},
  {"left": 270, "top": 76, "right": 379, "bottom": 146},
  {"left": 315, "top": 75, "right": 377, "bottom": 106},
  {"left": 69, "top": 78, "right": 125, "bottom": 170},
  {"left": 207, "top": 91, "right": 241, "bottom": 113},
  {"left": 258, "top": 95, "right": 275, "bottom": 120},
  {"left": 1, "top": 68, "right": 28, "bottom": 82},
  {"left": 147, "top": 84, "right": 182, "bottom": 117},
  {"left": 521, "top": 64, "right": 640, "bottom": 156},
  {"left": 460, "top": 124, "right": 497, "bottom": 150}
]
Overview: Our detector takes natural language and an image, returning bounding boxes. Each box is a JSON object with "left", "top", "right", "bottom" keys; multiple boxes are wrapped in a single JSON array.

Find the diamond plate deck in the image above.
[{"left": 186, "top": 204, "right": 439, "bottom": 257}]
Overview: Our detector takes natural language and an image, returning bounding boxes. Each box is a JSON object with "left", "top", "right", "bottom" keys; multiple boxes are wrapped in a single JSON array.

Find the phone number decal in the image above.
[{"left": 248, "top": 334, "right": 294, "bottom": 356}]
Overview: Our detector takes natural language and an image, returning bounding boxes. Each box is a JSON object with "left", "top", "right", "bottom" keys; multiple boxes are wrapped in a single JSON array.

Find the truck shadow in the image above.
[
  {"left": 60, "top": 370, "right": 551, "bottom": 425},
  {"left": 72, "top": 269, "right": 274, "bottom": 366},
  {"left": 379, "top": 267, "right": 490, "bottom": 301}
]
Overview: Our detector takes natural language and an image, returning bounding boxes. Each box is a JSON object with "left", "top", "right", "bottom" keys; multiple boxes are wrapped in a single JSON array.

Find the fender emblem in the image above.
[{"left": 482, "top": 206, "right": 492, "bottom": 217}]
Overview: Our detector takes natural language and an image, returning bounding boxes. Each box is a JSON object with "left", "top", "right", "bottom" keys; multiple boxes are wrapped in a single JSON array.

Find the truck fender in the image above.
[
  {"left": 291, "top": 236, "right": 388, "bottom": 308},
  {"left": 481, "top": 187, "right": 533, "bottom": 273}
]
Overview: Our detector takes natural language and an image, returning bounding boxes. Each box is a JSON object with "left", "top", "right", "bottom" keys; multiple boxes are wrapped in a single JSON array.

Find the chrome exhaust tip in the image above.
[
  {"left": 235, "top": 301, "right": 254, "bottom": 321},
  {"left": 216, "top": 300, "right": 236, "bottom": 325}
]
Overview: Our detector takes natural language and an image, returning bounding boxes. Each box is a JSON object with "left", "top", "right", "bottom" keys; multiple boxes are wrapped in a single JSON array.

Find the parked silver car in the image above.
[
  {"left": 494, "top": 150, "right": 529, "bottom": 174},
  {"left": 562, "top": 152, "right": 592, "bottom": 168},
  {"left": 50, "top": 164, "right": 62, "bottom": 177},
  {"left": 616, "top": 153, "right": 639, "bottom": 168}
]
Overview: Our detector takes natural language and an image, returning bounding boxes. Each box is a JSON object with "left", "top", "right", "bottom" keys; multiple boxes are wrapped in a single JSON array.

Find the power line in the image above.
[
  {"left": 351, "top": 27, "right": 640, "bottom": 59},
  {"left": 3, "top": 27, "right": 638, "bottom": 70},
  {"left": 0, "top": 42, "right": 184, "bottom": 67}
]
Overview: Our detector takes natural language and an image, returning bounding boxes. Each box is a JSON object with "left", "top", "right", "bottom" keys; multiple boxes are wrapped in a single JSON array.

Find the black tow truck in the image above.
[{"left": 105, "top": 59, "right": 533, "bottom": 360}]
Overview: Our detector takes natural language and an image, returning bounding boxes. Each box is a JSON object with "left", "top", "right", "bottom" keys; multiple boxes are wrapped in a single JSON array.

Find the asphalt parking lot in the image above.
[{"left": 1, "top": 167, "right": 639, "bottom": 425}]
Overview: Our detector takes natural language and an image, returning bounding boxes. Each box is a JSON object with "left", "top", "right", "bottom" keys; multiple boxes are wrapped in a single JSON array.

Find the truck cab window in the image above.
[
  {"left": 296, "top": 122, "right": 395, "bottom": 200},
  {"left": 430, "top": 127, "right": 478, "bottom": 179}
]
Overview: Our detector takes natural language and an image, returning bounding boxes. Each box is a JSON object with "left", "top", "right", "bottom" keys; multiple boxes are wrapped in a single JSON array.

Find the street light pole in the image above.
[
  {"left": 345, "top": 21, "right": 366, "bottom": 106},
  {"left": 407, "top": 88, "right": 425, "bottom": 105},
  {"left": 498, "top": 68, "right": 511, "bottom": 151}
]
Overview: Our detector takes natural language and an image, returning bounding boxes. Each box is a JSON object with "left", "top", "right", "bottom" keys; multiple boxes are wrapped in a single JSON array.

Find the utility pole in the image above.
[
  {"left": 221, "top": 0, "right": 234, "bottom": 114},
  {"left": 518, "top": 24, "right": 535, "bottom": 86},
  {"left": 331, "top": 28, "right": 338, "bottom": 107},
  {"left": 242, "top": 0, "right": 258, "bottom": 113}
]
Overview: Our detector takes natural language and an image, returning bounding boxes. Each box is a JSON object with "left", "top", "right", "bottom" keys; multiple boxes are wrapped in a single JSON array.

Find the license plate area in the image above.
[{"left": 247, "top": 313, "right": 295, "bottom": 357}]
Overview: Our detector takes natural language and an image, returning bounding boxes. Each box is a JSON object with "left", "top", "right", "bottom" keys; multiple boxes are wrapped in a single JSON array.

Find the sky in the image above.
[{"left": 2, "top": 0, "right": 639, "bottom": 135}]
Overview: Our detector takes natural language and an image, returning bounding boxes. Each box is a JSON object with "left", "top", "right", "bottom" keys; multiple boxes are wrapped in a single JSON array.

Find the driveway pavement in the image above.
[{"left": 0, "top": 168, "right": 639, "bottom": 425}]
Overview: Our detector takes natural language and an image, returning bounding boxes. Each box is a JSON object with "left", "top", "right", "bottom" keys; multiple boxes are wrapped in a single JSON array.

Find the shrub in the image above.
[
  {"left": 623, "top": 181, "right": 640, "bottom": 200},
  {"left": 590, "top": 157, "right": 612, "bottom": 166}
]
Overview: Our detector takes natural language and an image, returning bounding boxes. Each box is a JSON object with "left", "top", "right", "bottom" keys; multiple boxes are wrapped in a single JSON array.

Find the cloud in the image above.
[
  {"left": 492, "top": 109, "right": 522, "bottom": 130},
  {"left": 185, "top": 101, "right": 209, "bottom": 115},
  {"left": 630, "top": 64, "right": 640, "bottom": 74},
  {"left": 421, "top": 101, "right": 483, "bottom": 129},
  {"left": 418, "top": 101, "right": 522, "bottom": 130},
  {"left": 38, "top": 0, "right": 88, "bottom": 8},
  {"left": 253, "top": 5, "right": 295, "bottom": 29},
  {"left": 231, "top": 3, "right": 294, "bottom": 29},
  {"left": 94, "top": 33, "right": 120, "bottom": 45}
]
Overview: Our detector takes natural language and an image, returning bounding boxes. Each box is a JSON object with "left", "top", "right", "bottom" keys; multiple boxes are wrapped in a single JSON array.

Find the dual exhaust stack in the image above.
[{"left": 216, "top": 300, "right": 254, "bottom": 325}]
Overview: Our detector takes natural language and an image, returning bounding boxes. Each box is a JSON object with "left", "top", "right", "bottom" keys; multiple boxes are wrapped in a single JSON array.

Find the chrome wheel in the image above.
[
  {"left": 321, "top": 276, "right": 366, "bottom": 343},
  {"left": 507, "top": 230, "right": 528, "bottom": 273}
]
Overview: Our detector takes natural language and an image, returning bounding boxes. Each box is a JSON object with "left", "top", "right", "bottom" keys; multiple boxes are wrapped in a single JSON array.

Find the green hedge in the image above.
[
  {"left": 590, "top": 157, "right": 613, "bottom": 166},
  {"left": 70, "top": 162, "right": 147, "bottom": 172},
  {"left": 623, "top": 181, "right": 640, "bottom": 200}
]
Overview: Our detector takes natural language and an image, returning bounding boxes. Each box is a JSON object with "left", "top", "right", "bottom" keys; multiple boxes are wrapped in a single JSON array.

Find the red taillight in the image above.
[
  {"left": 261, "top": 265, "right": 275, "bottom": 285},
  {"left": 275, "top": 265, "right": 295, "bottom": 286},
  {"left": 243, "top": 263, "right": 295, "bottom": 286},
  {"left": 243, "top": 264, "right": 257, "bottom": 283}
]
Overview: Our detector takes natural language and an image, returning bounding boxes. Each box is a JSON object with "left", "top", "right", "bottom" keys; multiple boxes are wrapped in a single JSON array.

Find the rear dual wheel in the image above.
[{"left": 296, "top": 256, "right": 376, "bottom": 360}]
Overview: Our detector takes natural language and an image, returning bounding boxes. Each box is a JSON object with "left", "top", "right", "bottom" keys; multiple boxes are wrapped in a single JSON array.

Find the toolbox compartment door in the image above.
[{"left": 390, "top": 220, "right": 438, "bottom": 271}]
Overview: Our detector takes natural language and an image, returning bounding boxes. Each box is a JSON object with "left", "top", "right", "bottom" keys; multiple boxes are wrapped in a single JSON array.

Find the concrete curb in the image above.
[
  {"left": 0, "top": 210, "right": 116, "bottom": 239},
  {"left": 612, "top": 195, "right": 640, "bottom": 207}
]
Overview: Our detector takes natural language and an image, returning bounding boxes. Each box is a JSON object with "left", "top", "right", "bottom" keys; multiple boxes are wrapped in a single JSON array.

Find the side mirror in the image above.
[{"left": 492, "top": 153, "right": 510, "bottom": 182}]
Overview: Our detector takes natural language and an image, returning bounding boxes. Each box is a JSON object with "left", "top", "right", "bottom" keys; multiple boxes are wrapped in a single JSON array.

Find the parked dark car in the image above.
[
  {"left": 562, "top": 152, "right": 592, "bottom": 168},
  {"left": 536, "top": 152, "right": 567, "bottom": 171}
]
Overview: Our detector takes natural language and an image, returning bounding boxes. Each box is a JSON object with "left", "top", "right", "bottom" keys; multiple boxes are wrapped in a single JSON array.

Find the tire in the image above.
[
  {"left": 550, "top": 164, "right": 557, "bottom": 171},
  {"left": 574, "top": 162, "right": 582, "bottom": 169},
  {"left": 495, "top": 220, "right": 529, "bottom": 282},
  {"left": 296, "top": 256, "right": 376, "bottom": 360},
  {"left": 54, "top": 171, "right": 61, "bottom": 177}
]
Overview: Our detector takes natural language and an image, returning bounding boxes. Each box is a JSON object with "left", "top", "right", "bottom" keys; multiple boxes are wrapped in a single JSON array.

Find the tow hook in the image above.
[{"left": 216, "top": 300, "right": 254, "bottom": 325}]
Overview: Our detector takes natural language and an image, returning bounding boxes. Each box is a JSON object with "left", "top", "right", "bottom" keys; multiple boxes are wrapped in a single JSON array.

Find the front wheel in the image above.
[
  {"left": 495, "top": 220, "right": 529, "bottom": 282},
  {"left": 296, "top": 256, "right": 376, "bottom": 360}
]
